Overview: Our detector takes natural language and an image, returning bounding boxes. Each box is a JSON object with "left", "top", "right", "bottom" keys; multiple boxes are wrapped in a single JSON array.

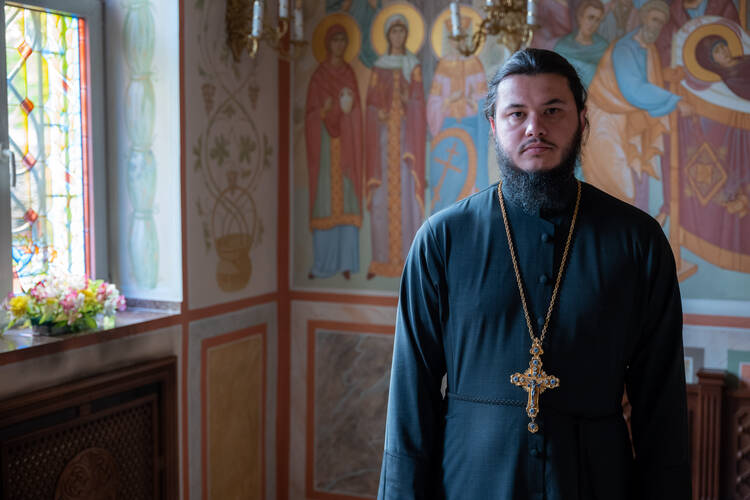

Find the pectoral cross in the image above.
[{"left": 510, "top": 339, "right": 560, "bottom": 433}]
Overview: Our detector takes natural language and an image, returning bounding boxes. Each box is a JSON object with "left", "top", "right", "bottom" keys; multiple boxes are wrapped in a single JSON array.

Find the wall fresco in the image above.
[
  {"left": 292, "top": 0, "right": 750, "bottom": 307},
  {"left": 186, "top": 0, "right": 278, "bottom": 308}
]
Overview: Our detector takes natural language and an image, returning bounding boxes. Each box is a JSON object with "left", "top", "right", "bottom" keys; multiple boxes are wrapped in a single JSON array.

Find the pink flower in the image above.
[
  {"left": 60, "top": 290, "right": 78, "bottom": 312},
  {"left": 116, "top": 295, "right": 127, "bottom": 311}
]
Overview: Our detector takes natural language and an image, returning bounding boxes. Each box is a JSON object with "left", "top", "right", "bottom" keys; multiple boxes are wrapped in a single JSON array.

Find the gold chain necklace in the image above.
[{"left": 497, "top": 180, "right": 582, "bottom": 433}]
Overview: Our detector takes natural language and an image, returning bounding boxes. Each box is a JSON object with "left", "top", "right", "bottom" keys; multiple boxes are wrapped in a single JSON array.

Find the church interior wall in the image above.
[
  {"left": 2, "top": 0, "right": 750, "bottom": 499},
  {"left": 287, "top": 0, "right": 750, "bottom": 498}
]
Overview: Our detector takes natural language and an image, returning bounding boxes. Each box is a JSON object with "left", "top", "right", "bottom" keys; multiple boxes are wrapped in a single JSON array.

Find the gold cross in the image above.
[{"left": 510, "top": 339, "right": 560, "bottom": 433}]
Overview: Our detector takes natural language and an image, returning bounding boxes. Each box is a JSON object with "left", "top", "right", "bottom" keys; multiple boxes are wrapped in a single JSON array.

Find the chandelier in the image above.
[
  {"left": 448, "top": 0, "right": 539, "bottom": 56},
  {"left": 226, "top": 0, "right": 308, "bottom": 62}
]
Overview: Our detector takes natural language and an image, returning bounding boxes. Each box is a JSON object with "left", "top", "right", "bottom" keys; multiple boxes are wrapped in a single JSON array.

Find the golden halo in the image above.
[
  {"left": 683, "top": 23, "right": 743, "bottom": 82},
  {"left": 371, "top": 2, "right": 426, "bottom": 56},
  {"left": 430, "top": 5, "right": 483, "bottom": 58},
  {"left": 312, "top": 13, "right": 362, "bottom": 63}
]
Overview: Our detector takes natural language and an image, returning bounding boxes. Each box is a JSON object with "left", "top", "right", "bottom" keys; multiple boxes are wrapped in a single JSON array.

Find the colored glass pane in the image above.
[{"left": 5, "top": 5, "right": 88, "bottom": 292}]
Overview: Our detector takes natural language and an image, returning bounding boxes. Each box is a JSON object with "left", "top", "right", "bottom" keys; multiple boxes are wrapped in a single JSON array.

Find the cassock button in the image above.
[
  {"left": 537, "top": 317, "right": 545, "bottom": 328},
  {"left": 530, "top": 448, "right": 541, "bottom": 457},
  {"left": 541, "top": 233, "right": 551, "bottom": 243},
  {"left": 538, "top": 274, "right": 549, "bottom": 285}
]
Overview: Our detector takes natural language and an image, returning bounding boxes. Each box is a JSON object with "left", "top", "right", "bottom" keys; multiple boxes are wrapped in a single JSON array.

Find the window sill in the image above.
[{"left": 0, "top": 304, "right": 182, "bottom": 365}]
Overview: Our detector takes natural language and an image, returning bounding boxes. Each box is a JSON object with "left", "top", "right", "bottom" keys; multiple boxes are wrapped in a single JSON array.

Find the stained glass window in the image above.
[{"left": 5, "top": 5, "right": 89, "bottom": 292}]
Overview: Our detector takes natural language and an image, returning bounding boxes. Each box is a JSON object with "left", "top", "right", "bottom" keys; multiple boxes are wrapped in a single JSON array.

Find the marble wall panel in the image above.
[
  {"left": 289, "top": 301, "right": 396, "bottom": 499},
  {"left": 311, "top": 330, "right": 392, "bottom": 498}
]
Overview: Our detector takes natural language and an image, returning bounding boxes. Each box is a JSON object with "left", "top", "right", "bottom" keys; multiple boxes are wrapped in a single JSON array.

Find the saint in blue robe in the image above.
[{"left": 553, "top": 33, "right": 609, "bottom": 88}]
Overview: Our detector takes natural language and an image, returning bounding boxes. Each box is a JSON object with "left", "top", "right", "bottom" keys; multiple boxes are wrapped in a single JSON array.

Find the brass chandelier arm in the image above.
[
  {"left": 448, "top": 1, "right": 538, "bottom": 55},
  {"left": 226, "top": 0, "right": 306, "bottom": 62}
]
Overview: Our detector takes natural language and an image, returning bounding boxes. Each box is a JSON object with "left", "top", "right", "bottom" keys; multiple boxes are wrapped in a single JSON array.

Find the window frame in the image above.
[{"left": 0, "top": 0, "right": 108, "bottom": 308}]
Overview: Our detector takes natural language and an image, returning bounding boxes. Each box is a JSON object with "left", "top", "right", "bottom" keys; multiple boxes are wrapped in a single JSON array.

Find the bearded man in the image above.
[{"left": 378, "top": 49, "right": 690, "bottom": 500}]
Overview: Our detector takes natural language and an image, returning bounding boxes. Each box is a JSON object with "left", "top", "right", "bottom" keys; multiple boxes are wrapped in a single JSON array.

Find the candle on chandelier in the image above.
[
  {"left": 449, "top": 2, "right": 461, "bottom": 37},
  {"left": 293, "top": 7, "right": 304, "bottom": 41},
  {"left": 486, "top": 0, "right": 495, "bottom": 6},
  {"left": 251, "top": 0, "right": 264, "bottom": 38},
  {"left": 279, "top": 0, "right": 289, "bottom": 19},
  {"left": 527, "top": 0, "right": 538, "bottom": 25}
]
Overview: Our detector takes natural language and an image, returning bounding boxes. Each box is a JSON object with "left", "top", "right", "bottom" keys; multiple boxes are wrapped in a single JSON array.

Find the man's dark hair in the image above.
[{"left": 483, "top": 48, "right": 588, "bottom": 124}]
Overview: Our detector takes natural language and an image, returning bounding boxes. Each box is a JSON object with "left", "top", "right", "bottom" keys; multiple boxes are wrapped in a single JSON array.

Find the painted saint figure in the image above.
[
  {"left": 365, "top": 11, "right": 427, "bottom": 278},
  {"left": 427, "top": 7, "right": 489, "bottom": 214},
  {"left": 582, "top": 0, "right": 691, "bottom": 212},
  {"left": 553, "top": 0, "right": 609, "bottom": 88},
  {"left": 693, "top": 35, "right": 750, "bottom": 100},
  {"left": 326, "top": 0, "right": 382, "bottom": 67},
  {"left": 305, "top": 21, "right": 364, "bottom": 279}
]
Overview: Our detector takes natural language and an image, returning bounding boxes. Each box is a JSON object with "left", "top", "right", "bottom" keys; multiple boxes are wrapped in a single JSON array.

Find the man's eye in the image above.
[
  {"left": 545, "top": 108, "right": 560, "bottom": 115},
  {"left": 509, "top": 112, "right": 525, "bottom": 119}
]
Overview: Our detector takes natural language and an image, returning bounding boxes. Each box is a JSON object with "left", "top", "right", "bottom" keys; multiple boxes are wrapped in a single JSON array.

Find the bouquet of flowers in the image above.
[{"left": 3, "top": 274, "right": 126, "bottom": 334}]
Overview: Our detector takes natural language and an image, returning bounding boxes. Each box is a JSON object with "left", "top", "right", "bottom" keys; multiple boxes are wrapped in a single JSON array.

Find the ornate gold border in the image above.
[
  {"left": 370, "top": 1, "right": 426, "bottom": 56},
  {"left": 311, "top": 13, "right": 362, "bottom": 64},
  {"left": 682, "top": 23, "right": 743, "bottom": 82}
]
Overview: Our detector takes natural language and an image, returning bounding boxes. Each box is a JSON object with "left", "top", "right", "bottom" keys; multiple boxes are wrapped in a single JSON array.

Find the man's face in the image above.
[
  {"left": 329, "top": 32, "right": 348, "bottom": 58},
  {"left": 388, "top": 24, "right": 407, "bottom": 51},
  {"left": 578, "top": 6, "right": 604, "bottom": 37},
  {"left": 639, "top": 9, "right": 668, "bottom": 44},
  {"left": 490, "top": 73, "right": 585, "bottom": 173}
]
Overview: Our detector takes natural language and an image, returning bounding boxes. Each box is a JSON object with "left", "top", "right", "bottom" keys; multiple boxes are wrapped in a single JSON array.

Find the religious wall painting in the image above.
[
  {"left": 427, "top": 5, "right": 491, "bottom": 214},
  {"left": 364, "top": 2, "right": 427, "bottom": 279},
  {"left": 326, "top": 0, "right": 383, "bottom": 67},
  {"left": 305, "top": 14, "right": 365, "bottom": 280},
  {"left": 191, "top": 0, "right": 272, "bottom": 293},
  {"left": 667, "top": 17, "right": 750, "bottom": 299},
  {"left": 552, "top": 0, "right": 609, "bottom": 88},
  {"left": 534, "top": 0, "right": 750, "bottom": 304}
]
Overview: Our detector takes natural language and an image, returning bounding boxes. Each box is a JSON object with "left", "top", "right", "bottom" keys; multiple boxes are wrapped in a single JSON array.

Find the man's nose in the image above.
[{"left": 525, "top": 114, "right": 546, "bottom": 137}]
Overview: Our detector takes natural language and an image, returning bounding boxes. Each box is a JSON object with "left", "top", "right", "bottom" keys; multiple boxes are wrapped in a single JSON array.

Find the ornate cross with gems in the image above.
[{"left": 510, "top": 339, "right": 560, "bottom": 433}]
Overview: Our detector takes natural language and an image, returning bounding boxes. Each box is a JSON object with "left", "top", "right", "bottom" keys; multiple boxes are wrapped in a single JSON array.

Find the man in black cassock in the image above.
[{"left": 377, "top": 49, "right": 690, "bottom": 499}]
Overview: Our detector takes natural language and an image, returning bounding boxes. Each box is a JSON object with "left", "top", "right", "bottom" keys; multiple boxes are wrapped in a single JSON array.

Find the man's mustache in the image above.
[{"left": 519, "top": 138, "right": 557, "bottom": 153}]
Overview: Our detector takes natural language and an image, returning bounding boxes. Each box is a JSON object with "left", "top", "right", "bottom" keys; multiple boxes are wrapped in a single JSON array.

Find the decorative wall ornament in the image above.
[
  {"left": 55, "top": 448, "right": 118, "bottom": 500},
  {"left": 193, "top": 0, "right": 272, "bottom": 292},
  {"left": 123, "top": 0, "right": 158, "bottom": 289}
]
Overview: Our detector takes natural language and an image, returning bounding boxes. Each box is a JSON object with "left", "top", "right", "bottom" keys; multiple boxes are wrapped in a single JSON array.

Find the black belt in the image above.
[{"left": 445, "top": 391, "right": 622, "bottom": 421}]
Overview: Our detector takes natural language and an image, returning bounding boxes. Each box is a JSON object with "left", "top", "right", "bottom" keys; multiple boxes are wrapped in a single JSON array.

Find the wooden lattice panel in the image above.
[
  {"left": 3, "top": 398, "right": 155, "bottom": 499},
  {"left": 0, "top": 357, "right": 177, "bottom": 500},
  {"left": 735, "top": 408, "right": 750, "bottom": 499}
]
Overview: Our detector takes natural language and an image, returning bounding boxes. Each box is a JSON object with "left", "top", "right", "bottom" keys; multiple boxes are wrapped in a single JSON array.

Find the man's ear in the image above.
[
  {"left": 489, "top": 116, "right": 496, "bottom": 135},
  {"left": 579, "top": 107, "right": 587, "bottom": 131}
]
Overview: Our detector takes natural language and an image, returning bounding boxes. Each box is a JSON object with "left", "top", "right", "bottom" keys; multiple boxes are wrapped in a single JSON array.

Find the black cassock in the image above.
[{"left": 378, "top": 182, "right": 690, "bottom": 500}]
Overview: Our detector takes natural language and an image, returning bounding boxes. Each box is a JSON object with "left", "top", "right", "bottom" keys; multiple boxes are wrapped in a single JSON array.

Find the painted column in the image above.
[{"left": 123, "top": 0, "right": 158, "bottom": 288}]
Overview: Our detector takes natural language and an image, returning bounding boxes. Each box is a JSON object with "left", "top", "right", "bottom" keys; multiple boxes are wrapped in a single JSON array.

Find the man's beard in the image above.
[{"left": 494, "top": 127, "right": 582, "bottom": 216}]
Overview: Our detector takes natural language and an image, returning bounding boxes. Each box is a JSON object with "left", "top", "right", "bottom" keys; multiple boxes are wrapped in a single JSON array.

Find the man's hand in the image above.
[{"left": 663, "top": 66, "right": 686, "bottom": 83}]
